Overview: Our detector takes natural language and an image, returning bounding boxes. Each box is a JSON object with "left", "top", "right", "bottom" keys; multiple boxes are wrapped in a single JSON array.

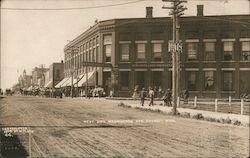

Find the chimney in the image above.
[
  {"left": 197, "top": 5, "right": 204, "bottom": 16},
  {"left": 146, "top": 7, "right": 153, "bottom": 18}
]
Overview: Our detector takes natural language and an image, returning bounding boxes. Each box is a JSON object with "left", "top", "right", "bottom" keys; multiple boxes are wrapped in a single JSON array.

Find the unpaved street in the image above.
[{"left": 0, "top": 96, "right": 249, "bottom": 157}]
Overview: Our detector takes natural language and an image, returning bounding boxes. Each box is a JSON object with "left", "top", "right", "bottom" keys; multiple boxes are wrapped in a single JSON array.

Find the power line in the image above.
[{"left": 0, "top": 0, "right": 146, "bottom": 10}]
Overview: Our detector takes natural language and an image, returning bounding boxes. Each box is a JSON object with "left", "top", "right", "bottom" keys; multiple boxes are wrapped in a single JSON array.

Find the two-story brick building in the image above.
[{"left": 61, "top": 5, "right": 250, "bottom": 98}]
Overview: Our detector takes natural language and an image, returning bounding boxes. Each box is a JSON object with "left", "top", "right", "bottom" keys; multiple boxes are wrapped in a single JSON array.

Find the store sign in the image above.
[{"left": 168, "top": 41, "right": 183, "bottom": 53}]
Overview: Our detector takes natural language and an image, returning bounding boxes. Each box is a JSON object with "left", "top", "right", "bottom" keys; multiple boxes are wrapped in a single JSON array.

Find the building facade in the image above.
[
  {"left": 18, "top": 70, "right": 32, "bottom": 89},
  {"left": 63, "top": 6, "right": 250, "bottom": 98},
  {"left": 32, "top": 66, "right": 49, "bottom": 87},
  {"left": 45, "top": 61, "right": 64, "bottom": 88}
]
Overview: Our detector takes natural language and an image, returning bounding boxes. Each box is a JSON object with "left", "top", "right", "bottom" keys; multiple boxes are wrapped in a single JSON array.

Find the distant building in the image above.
[
  {"left": 32, "top": 66, "right": 49, "bottom": 87},
  {"left": 18, "top": 70, "right": 32, "bottom": 89},
  {"left": 61, "top": 5, "right": 250, "bottom": 98},
  {"left": 45, "top": 61, "right": 64, "bottom": 88}
]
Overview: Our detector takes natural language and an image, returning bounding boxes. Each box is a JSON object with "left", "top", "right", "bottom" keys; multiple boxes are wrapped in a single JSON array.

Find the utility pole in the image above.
[
  {"left": 162, "top": 0, "right": 187, "bottom": 115},
  {"left": 68, "top": 46, "right": 79, "bottom": 98}
]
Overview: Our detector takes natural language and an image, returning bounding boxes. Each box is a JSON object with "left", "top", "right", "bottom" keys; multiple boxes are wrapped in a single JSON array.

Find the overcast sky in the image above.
[{"left": 1, "top": 0, "right": 249, "bottom": 90}]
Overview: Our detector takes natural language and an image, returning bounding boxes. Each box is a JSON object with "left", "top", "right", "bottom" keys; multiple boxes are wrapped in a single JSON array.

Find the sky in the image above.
[{"left": 0, "top": 0, "right": 249, "bottom": 90}]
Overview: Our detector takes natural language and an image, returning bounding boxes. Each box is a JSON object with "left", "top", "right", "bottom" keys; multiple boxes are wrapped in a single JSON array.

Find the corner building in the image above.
[{"left": 63, "top": 6, "right": 250, "bottom": 98}]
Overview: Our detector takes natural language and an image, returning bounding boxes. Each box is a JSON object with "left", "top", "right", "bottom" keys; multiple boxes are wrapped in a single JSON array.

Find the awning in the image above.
[
  {"left": 45, "top": 81, "right": 52, "bottom": 88},
  {"left": 73, "top": 74, "right": 85, "bottom": 87},
  {"left": 75, "top": 71, "right": 96, "bottom": 87},
  {"left": 55, "top": 77, "right": 70, "bottom": 88},
  {"left": 63, "top": 77, "right": 72, "bottom": 87}
]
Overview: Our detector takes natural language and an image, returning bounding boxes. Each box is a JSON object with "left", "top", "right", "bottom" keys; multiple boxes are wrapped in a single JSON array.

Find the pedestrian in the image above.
[
  {"left": 140, "top": 88, "right": 146, "bottom": 106},
  {"left": 148, "top": 87, "right": 154, "bottom": 106},
  {"left": 163, "top": 88, "right": 172, "bottom": 107},
  {"left": 158, "top": 86, "right": 163, "bottom": 98},
  {"left": 184, "top": 89, "right": 189, "bottom": 104}
]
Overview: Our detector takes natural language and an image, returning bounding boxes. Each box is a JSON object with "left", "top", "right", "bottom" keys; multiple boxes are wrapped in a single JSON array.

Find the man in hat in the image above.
[{"left": 148, "top": 87, "right": 155, "bottom": 106}]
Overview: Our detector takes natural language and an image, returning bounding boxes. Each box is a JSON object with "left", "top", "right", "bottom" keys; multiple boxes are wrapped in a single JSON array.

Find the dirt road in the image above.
[{"left": 0, "top": 96, "right": 249, "bottom": 157}]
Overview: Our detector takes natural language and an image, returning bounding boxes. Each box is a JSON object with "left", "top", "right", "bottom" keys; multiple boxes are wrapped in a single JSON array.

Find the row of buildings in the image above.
[
  {"left": 14, "top": 5, "right": 250, "bottom": 98},
  {"left": 14, "top": 63, "right": 64, "bottom": 92},
  {"left": 60, "top": 5, "right": 250, "bottom": 98}
]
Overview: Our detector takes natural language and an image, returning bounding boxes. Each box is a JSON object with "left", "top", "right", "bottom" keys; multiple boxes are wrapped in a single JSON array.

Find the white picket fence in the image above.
[{"left": 178, "top": 96, "right": 249, "bottom": 115}]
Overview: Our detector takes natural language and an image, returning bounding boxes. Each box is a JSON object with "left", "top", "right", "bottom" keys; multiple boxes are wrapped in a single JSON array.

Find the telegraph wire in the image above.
[{"left": 0, "top": 0, "right": 146, "bottom": 10}]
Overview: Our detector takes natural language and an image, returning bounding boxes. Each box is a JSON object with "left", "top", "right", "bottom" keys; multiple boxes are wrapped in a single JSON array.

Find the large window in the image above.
[
  {"left": 104, "top": 35, "right": 112, "bottom": 63},
  {"left": 136, "top": 71, "right": 146, "bottom": 89},
  {"left": 188, "top": 72, "right": 197, "bottom": 91},
  {"left": 152, "top": 71, "right": 162, "bottom": 87},
  {"left": 104, "top": 45, "right": 111, "bottom": 62},
  {"left": 187, "top": 43, "right": 198, "bottom": 60},
  {"left": 153, "top": 43, "right": 162, "bottom": 61},
  {"left": 223, "top": 71, "right": 233, "bottom": 91},
  {"left": 204, "top": 42, "right": 215, "bottom": 61},
  {"left": 120, "top": 72, "right": 130, "bottom": 90},
  {"left": 136, "top": 43, "right": 146, "bottom": 61},
  {"left": 204, "top": 71, "right": 215, "bottom": 91},
  {"left": 241, "top": 41, "right": 250, "bottom": 61},
  {"left": 223, "top": 41, "right": 234, "bottom": 61},
  {"left": 120, "top": 44, "right": 130, "bottom": 61}
]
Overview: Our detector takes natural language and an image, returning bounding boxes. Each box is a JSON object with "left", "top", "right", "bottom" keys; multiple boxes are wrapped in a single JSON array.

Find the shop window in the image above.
[
  {"left": 188, "top": 72, "right": 197, "bottom": 91},
  {"left": 136, "top": 43, "right": 146, "bottom": 61},
  {"left": 240, "top": 71, "right": 250, "bottom": 94},
  {"left": 120, "top": 44, "right": 130, "bottom": 61},
  {"left": 120, "top": 72, "right": 130, "bottom": 90},
  {"left": 241, "top": 41, "right": 250, "bottom": 61},
  {"left": 153, "top": 43, "right": 162, "bottom": 61},
  {"left": 136, "top": 71, "right": 146, "bottom": 89},
  {"left": 152, "top": 71, "right": 162, "bottom": 87},
  {"left": 204, "top": 42, "right": 215, "bottom": 61},
  {"left": 187, "top": 43, "right": 198, "bottom": 60},
  {"left": 223, "top": 71, "right": 234, "bottom": 91},
  {"left": 204, "top": 71, "right": 215, "bottom": 91},
  {"left": 223, "top": 41, "right": 234, "bottom": 61}
]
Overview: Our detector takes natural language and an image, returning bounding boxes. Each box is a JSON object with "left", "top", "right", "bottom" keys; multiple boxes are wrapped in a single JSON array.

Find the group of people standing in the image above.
[{"left": 139, "top": 87, "right": 189, "bottom": 107}]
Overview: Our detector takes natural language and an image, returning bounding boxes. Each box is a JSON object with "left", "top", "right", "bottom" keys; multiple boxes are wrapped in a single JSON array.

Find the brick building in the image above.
[
  {"left": 62, "top": 5, "right": 250, "bottom": 98},
  {"left": 45, "top": 61, "right": 64, "bottom": 88}
]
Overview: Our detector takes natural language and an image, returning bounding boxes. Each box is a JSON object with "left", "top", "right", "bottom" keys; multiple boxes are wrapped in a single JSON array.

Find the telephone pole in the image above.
[{"left": 162, "top": 0, "right": 187, "bottom": 115}]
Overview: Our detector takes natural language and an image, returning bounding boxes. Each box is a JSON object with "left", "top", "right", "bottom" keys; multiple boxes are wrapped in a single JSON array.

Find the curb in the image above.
[{"left": 117, "top": 102, "right": 249, "bottom": 127}]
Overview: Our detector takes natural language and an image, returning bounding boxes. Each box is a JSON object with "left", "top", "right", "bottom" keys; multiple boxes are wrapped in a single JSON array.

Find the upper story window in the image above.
[
  {"left": 241, "top": 41, "right": 250, "bottom": 61},
  {"left": 104, "top": 35, "right": 112, "bottom": 44},
  {"left": 136, "top": 43, "right": 146, "bottom": 61},
  {"left": 187, "top": 42, "right": 198, "bottom": 60},
  {"left": 120, "top": 43, "right": 130, "bottom": 61},
  {"left": 153, "top": 43, "right": 162, "bottom": 61},
  {"left": 103, "top": 35, "right": 112, "bottom": 63},
  {"left": 204, "top": 42, "right": 215, "bottom": 61},
  {"left": 223, "top": 41, "right": 234, "bottom": 61},
  {"left": 104, "top": 45, "right": 111, "bottom": 62}
]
